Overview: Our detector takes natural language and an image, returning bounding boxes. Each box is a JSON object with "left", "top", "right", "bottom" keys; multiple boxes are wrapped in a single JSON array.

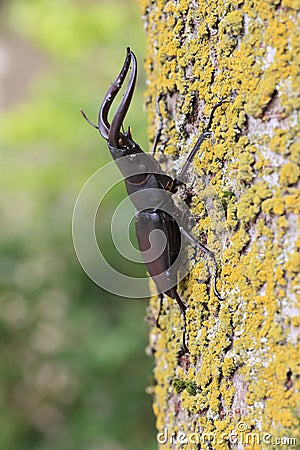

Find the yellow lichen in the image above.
[
  {"left": 290, "top": 142, "right": 300, "bottom": 164},
  {"left": 280, "top": 162, "right": 300, "bottom": 186},
  {"left": 138, "top": 0, "right": 300, "bottom": 446}
]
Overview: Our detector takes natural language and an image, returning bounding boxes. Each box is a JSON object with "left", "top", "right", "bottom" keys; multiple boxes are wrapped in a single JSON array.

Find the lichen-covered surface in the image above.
[{"left": 137, "top": 0, "right": 300, "bottom": 448}]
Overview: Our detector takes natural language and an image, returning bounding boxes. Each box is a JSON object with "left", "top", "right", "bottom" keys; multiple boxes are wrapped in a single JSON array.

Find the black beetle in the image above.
[{"left": 81, "top": 47, "right": 224, "bottom": 353}]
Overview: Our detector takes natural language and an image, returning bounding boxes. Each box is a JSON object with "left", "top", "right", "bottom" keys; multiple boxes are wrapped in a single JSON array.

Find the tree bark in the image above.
[{"left": 137, "top": 0, "right": 300, "bottom": 448}]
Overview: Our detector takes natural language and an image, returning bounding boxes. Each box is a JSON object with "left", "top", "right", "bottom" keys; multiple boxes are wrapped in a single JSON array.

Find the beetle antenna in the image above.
[{"left": 80, "top": 109, "right": 99, "bottom": 129}]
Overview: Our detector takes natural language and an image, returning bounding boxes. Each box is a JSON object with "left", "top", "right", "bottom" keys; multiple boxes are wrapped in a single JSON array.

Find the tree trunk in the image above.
[{"left": 137, "top": 0, "right": 300, "bottom": 447}]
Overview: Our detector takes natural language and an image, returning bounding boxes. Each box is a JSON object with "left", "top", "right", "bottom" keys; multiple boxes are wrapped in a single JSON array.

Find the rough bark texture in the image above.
[{"left": 137, "top": 0, "right": 300, "bottom": 448}]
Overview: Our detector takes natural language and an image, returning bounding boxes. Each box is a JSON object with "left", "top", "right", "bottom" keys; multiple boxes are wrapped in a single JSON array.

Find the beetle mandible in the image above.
[{"left": 81, "top": 47, "right": 224, "bottom": 353}]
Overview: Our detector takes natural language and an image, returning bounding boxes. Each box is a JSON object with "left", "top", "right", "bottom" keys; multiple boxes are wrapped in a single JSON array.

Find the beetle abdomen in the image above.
[{"left": 135, "top": 210, "right": 181, "bottom": 296}]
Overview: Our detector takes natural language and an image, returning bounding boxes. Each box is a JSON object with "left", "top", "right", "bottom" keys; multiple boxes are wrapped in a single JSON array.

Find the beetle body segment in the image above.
[{"left": 135, "top": 209, "right": 181, "bottom": 298}]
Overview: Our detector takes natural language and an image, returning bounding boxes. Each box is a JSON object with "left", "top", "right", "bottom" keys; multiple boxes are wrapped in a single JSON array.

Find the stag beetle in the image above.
[{"left": 81, "top": 47, "right": 224, "bottom": 353}]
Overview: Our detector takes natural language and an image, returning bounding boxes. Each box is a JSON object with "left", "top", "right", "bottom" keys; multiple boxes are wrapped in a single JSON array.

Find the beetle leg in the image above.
[
  {"left": 177, "top": 131, "right": 211, "bottom": 182},
  {"left": 177, "top": 100, "right": 227, "bottom": 182},
  {"left": 180, "top": 227, "right": 224, "bottom": 301},
  {"left": 151, "top": 93, "right": 164, "bottom": 156},
  {"left": 156, "top": 291, "right": 188, "bottom": 353},
  {"left": 155, "top": 293, "right": 164, "bottom": 329},
  {"left": 173, "top": 290, "right": 188, "bottom": 353}
]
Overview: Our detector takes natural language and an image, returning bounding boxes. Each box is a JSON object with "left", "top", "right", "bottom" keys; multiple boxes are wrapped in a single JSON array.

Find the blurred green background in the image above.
[{"left": 0, "top": 1, "right": 156, "bottom": 449}]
